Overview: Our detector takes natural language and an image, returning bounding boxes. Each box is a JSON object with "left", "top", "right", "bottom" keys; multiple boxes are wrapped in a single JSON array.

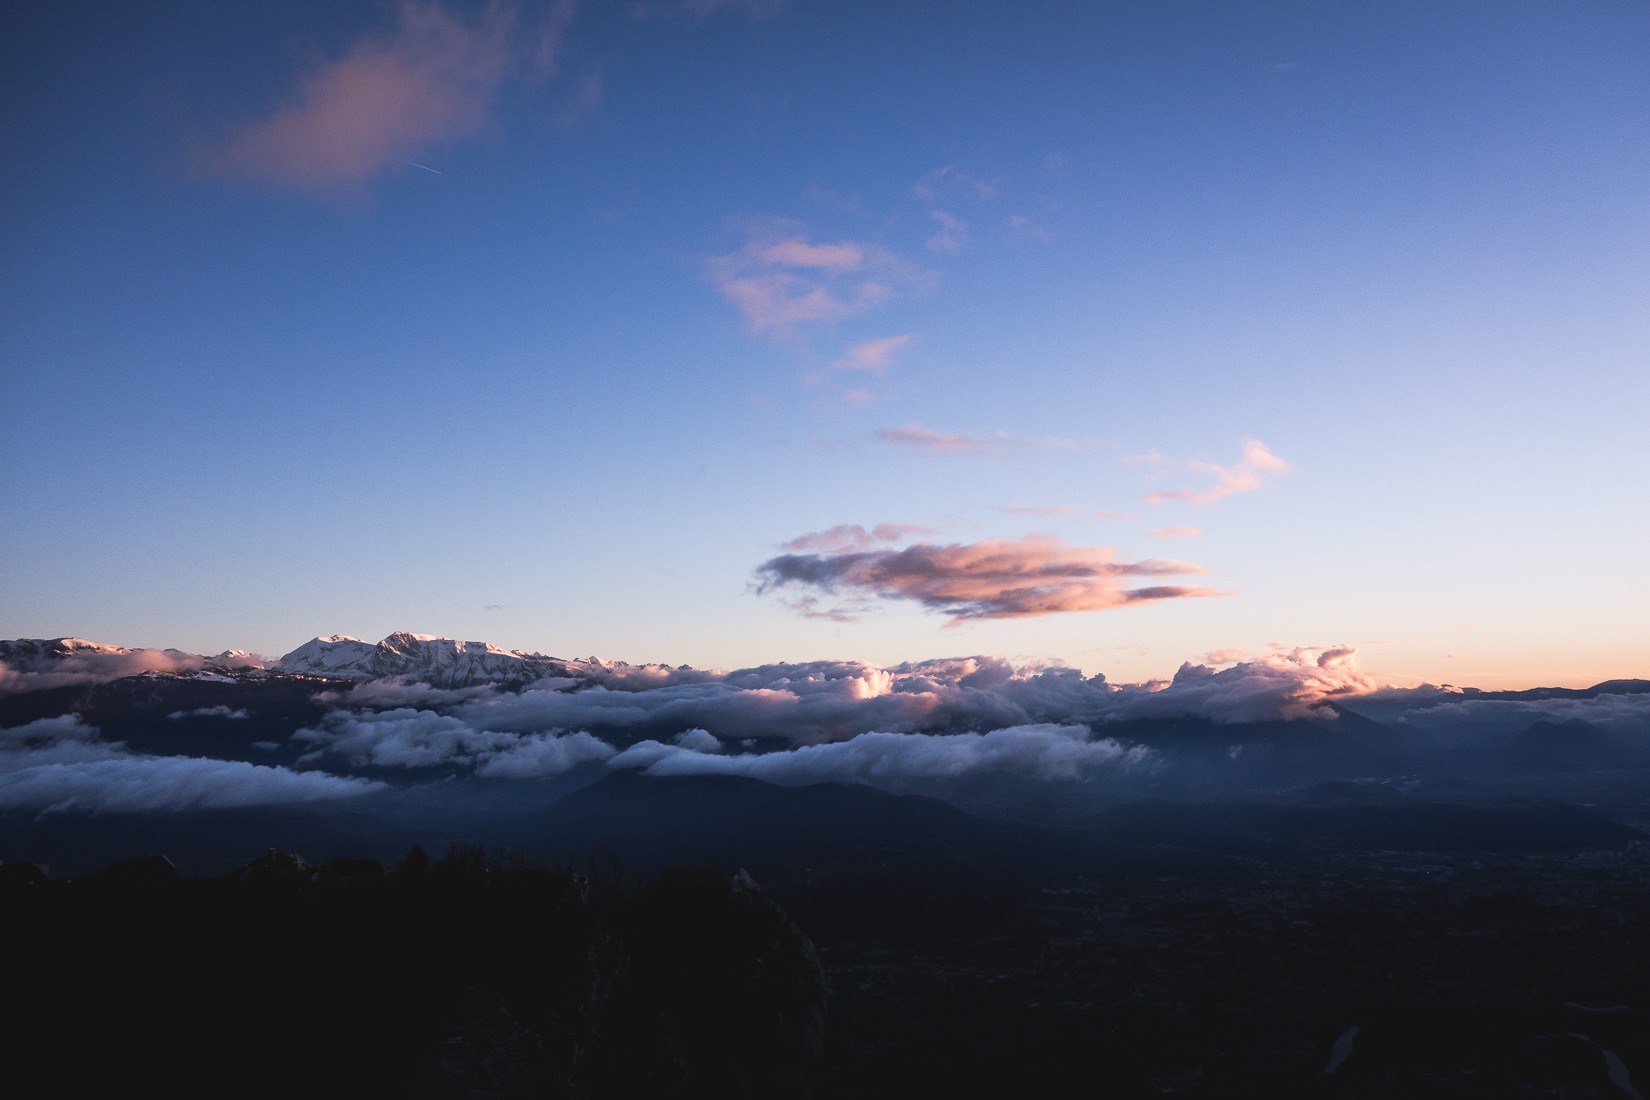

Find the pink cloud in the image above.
[
  {"left": 1127, "top": 646, "right": 1378, "bottom": 722},
  {"left": 1146, "top": 526, "right": 1203, "bottom": 539},
  {"left": 755, "top": 534, "right": 1216, "bottom": 624},
  {"left": 831, "top": 334, "right": 912, "bottom": 372},
  {"left": 876, "top": 424, "right": 994, "bottom": 454},
  {"left": 759, "top": 239, "right": 869, "bottom": 271},
  {"left": 1143, "top": 439, "right": 1292, "bottom": 505},
  {"left": 708, "top": 219, "right": 928, "bottom": 337},
  {"left": 205, "top": 0, "right": 572, "bottom": 194}
]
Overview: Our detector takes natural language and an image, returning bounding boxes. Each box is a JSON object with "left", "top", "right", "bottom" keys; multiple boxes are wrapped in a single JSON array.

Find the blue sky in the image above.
[{"left": 3, "top": 0, "right": 1646, "bottom": 688}]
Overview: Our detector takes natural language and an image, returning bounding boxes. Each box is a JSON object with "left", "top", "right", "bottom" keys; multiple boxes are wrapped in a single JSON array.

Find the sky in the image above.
[{"left": 2, "top": 0, "right": 1646, "bottom": 690}]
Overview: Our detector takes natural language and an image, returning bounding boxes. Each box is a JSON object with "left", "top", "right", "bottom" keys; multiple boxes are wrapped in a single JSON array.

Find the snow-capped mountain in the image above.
[
  {"left": 0, "top": 636, "right": 274, "bottom": 679},
  {"left": 0, "top": 637, "right": 149, "bottom": 664},
  {"left": 277, "top": 631, "right": 573, "bottom": 688}
]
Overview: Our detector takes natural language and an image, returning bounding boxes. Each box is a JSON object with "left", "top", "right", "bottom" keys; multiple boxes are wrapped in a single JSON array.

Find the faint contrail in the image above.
[{"left": 402, "top": 159, "right": 443, "bottom": 174}]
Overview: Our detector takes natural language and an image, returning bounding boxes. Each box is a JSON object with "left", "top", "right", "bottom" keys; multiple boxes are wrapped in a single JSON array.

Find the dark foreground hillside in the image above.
[
  {"left": 7, "top": 855, "right": 826, "bottom": 1099},
  {"left": 8, "top": 777, "right": 1650, "bottom": 1098}
]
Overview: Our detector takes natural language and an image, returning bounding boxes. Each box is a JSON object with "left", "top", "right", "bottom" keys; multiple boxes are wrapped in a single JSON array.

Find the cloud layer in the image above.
[{"left": 273, "top": 644, "right": 1400, "bottom": 793}]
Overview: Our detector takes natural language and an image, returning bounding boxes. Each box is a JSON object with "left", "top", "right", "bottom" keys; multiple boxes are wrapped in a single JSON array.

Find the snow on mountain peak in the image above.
[
  {"left": 278, "top": 633, "right": 571, "bottom": 688},
  {"left": 49, "top": 637, "right": 132, "bottom": 655}
]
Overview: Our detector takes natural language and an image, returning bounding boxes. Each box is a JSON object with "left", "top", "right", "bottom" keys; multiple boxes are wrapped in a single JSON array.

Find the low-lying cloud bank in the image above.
[
  {"left": 274, "top": 644, "right": 1650, "bottom": 786},
  {"left": 293, "top": 708, "right": 615, "bottom": 775},
  {"left": 1392, "top": 692, "right": 1650, "bottom": 739},
  {"left": 290, "top": 708, "right": 1152, "bottom": 786},
  {"left": 9, "top": 634, "right": 1646, "bottom": 806},
  {"left": 293, "top": 646, "right": 1386, "bottom": 760},
  {"left": 611, "top": 724, "right": 1152, "bottom": 784},
  {"left": 276, "top": 647, "right": 1399, "bottom": 781},
  {"left": 1, "top": 716, "right": 380, "bottom": 814}
]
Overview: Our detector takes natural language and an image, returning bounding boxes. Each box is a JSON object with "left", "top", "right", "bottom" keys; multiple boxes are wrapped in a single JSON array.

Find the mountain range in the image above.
[{"left": 4, "top": 629, "right": 1649, "bottom": 878}]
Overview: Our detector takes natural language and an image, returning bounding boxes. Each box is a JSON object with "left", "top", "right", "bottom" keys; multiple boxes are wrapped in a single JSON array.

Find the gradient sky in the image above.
[{"left": 3, "top": 0, "right": 1646, "bottom": 689}]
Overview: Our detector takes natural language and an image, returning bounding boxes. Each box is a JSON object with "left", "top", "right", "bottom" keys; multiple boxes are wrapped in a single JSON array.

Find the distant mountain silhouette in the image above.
[
  {"left": 0, "top": 803, "right": 438, "bottom": 878},
  {"left": 1500, "top": 718, "right": 1631, "bottom": 771},
  {"left": 1080, "top": 796, "right": 1644, "bottom": 853},
  {"left": 520, "top": 768, "right": 1046, "bottom": 873},
  {"left": 515, "top": 769, "right": 1071, "bottom": 936}
]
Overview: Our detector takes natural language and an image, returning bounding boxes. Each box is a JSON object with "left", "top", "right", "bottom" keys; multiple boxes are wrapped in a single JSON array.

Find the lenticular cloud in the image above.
[{"left": 755, "top": 534, "right": 1216, "bottom": 623}]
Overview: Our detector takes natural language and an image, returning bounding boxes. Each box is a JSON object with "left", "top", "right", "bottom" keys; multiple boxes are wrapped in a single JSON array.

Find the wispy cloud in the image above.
[
  {"left": 634, "top": 0, "right": 785, "bottom": 20},
  {"left": 874, "top": 423, "right": 1082, "bottom": 456},
  {"left": 1008, "top": 213, "right": 1052, "bottom": 243},
  {"left": 1146, "top": 526, "right": 1203, "bottom": 539},
  {"left": 1125, "top": 448, "right": 1171, "bottom": 468},
  {"left": 755, "top": 534, "right": 1215, "bottom": 624},
  {"left": 708, "top": 219, "right": 929, "bottom": 337},
  {"left": 204, "top": 0, "right": 575, "bottom": 194},
  {"left": 912, "top": 165, "right": 998, "bottom": 254},
  {"left": 1143, "top": 439, "right": 1292, "bottom": 505},
  {"left": 877, "top": 422, "right": 1082, "bottom": 455},
  {"left": 781, "top": 523, "right": 935, "bottom": 554},
  {"left": 996, "top": 504, "right": 1128, "bottom": 520},
  {"left": 831, "top": 334, "right": 912, "bottom": 372},
  {"left": 877, "top": 424, "right": 997, "bottom": 454},
  {"left": 913, "top": 164, "right": 998, "bottom": 204},
  {"left": 927, "top": 210, "right": 969, "bottom": 253}
]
